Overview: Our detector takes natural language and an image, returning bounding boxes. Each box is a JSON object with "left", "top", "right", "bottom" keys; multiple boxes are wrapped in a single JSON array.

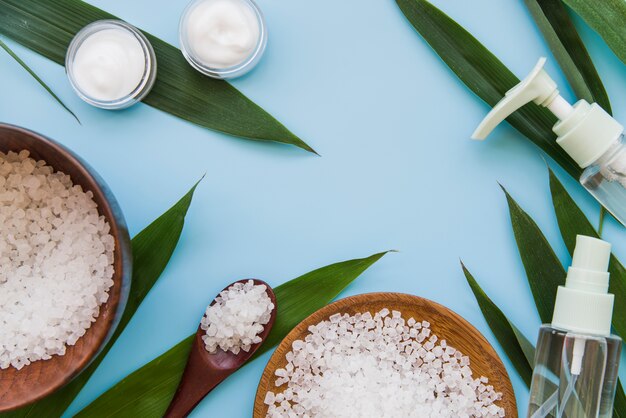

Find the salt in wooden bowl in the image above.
[
  {"left": 0, "top": 124, "right": 132, "bottom": 412},
  {"left": 254, "top": 292, "right": 517, "bottom": 417}
]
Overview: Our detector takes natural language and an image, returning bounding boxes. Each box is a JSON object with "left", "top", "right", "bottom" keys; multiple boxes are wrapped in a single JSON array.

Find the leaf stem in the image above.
[{"left": 598, "top": 207, "right": 606, "bottom": 237}]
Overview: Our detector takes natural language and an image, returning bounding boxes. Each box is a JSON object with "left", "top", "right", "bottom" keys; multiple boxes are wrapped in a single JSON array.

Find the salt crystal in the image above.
[{"left": 264, "top": 392, "right": 276, "bottom": 405}]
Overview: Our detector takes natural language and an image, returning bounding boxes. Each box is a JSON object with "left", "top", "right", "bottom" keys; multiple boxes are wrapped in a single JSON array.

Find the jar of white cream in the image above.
[
  {"left": 65, "top": 20, "right": 157, "bottom": 109},
  {"left": 179, "top": 0, "right": 267, "bottom": 79}
]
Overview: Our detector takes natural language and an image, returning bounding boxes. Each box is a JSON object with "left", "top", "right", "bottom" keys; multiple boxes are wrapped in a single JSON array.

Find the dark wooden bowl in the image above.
[
  {"left": 0, "top": 124, "right": 132, "bottom": 412},
  {"left": 254, "top": 293, "right": 518, "bottom": 417}
]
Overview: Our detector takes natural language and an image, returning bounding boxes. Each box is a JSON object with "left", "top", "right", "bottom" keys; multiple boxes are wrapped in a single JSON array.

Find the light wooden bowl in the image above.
[
  {"left": 0, "top": 124, "right": 132, "bottom": 412},
  {"left": 254, "top": 292, "right": 517, "bottom": 417}
]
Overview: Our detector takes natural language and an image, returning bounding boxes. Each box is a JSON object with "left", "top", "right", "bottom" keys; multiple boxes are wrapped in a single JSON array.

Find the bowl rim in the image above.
[{"left": 0, "top": 123, "right": 133, "bottom": 412}]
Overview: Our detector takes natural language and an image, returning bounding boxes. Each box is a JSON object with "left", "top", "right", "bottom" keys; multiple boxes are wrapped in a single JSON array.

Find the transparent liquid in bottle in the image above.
[
  {"left": 581, "top": 134, "right": 626, "bottom": 226},
  {"left": 527, "top": 326, "right": 621, "bottom": 418}
]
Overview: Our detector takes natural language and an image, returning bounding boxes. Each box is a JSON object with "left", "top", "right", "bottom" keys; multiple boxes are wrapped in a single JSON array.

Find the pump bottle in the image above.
[
  {"left": 527, "top": 235, "right": 621, "bottom": 418},
  {"left": 472, "top": 58, "right": 626, "bottom": 226}
]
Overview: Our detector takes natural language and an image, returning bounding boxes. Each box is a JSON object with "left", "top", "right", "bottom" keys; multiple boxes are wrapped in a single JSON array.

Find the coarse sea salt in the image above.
[
  {"left": 0, "top": 150, "right": 115, "bottom": 370},
  {"left": 264, "top": 309, "right": 505, "bottom": 418},
  {"left": 201, "top": 280, "right": 274, "bottom": 355}
]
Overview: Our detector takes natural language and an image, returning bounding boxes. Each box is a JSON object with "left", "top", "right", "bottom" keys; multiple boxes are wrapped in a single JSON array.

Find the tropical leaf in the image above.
[
  {"left": 394, "top": 0, "right": 579, "bottom": 178},
  {"left": 509, "top": 321, "right": 536, "bottom": 369},
  {"left": 501, "top": 185, "right": 566, "bottom": 322},
  {"left": 524, "top": 0, "right": 612, "bottom": 113},
  {"left": 0, "top": 38, "right": 79, "bottom": 122},
  {"left": 462, "top": 262, "right": 534, "bottom": 387},
  {"left": 75, "top": 252, "right": 390, "bottom": 417},
  {"left": 3, "top": 181, "right": 201, "bottom": 418},
  {"left": 548, "top": 168, "right": 626, "bottom": 339},
  {"left": 562, "top": 0, "right": 626, "bottom": 65},
  {"left": 0, "top": 0, "right": 315, "bottom": 153}
]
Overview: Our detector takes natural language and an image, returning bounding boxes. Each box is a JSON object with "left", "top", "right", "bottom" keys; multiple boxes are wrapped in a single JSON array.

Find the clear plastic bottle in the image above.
[
  {"left": 527, "top": 327, "right": 621, "bottom": 418},
  {"left": 581, "top": 134, "right": 626, "bottom": 225},
  {"left": 526, "top": 236, "right": 622, "bottom": 418}
]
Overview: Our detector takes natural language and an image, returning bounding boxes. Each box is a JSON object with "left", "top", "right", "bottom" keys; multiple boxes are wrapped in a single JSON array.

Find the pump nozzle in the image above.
[
  {"left": 471, "top": 57, "right": 573, "bottom": 140},
  {"left": 552, "top": 235, "right": 614, "bottom": 336}
]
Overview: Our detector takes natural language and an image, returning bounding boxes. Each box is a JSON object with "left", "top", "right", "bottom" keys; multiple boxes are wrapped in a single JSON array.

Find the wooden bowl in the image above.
[
  {"left": 0, "top": 124, "right": 132, "bottom": 412},
  {"left": 254, "top": 293, "right": 518, "bottom": 417}
]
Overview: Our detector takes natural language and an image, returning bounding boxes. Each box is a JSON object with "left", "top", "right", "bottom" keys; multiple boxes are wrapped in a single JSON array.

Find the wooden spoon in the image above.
[{"left": 164, "top": 279, "right": 277, "bottom": 418}]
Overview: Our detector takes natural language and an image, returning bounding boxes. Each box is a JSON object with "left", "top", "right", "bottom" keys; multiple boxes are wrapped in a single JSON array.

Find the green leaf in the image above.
[
  {"left": 75, "top": 251, "right": 391, "bottom": 418},
  {"left": 562, "top": 0, "right": 626, "bottom": 65},
  {"left": 523, "top": 0, "right": 612, "bottom": 114},
  {"left": 548, "top": 167, "right": 626, "bottom": 338},
  {"left": 3, "top": 181, "right": 201, "bottom": 418},
  {"left": 461, "top": 262, "right": 534, "bottom": 387},
  {"left": 599, "top": 208, "right": 607, "bottom": 237},
  {"left": 0, "top": 0, "right": 315, "bottom": 154},
  {"left": 501, "top": 185, "right": 566, "bottom": 322},
  {"left": 394, "top": 0, "right": 580, "bottom": 179},
  {"left": 0, "top": 38, "right": 79, "bottom": 123},
  {"left": 509, "top": 321, "right": 536, "bottom": 370}
]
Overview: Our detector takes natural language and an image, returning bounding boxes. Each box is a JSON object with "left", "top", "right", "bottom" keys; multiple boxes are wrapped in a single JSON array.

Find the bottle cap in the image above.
[
  {"left": 554, "top": 101, "right": 623, "bottom": 168},
  {"left": 471, "top": 58, "right": 623, "bottom": 169},
  {"left": 552, "top": 235, "right": 614, "bottom": 336}
]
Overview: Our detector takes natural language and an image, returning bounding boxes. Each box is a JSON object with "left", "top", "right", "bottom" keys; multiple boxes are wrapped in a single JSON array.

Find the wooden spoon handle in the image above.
[
  {"left": 164, "top": 280, "right": 277, "bottom": 418},
  {"left": 163, "top": 375, "right": 225, "bottom": 418},
  {"left": 163, "top": 345, "right": 232, "bottom": 418}
]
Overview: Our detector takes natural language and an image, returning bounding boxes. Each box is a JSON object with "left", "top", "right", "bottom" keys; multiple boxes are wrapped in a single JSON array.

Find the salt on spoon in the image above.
[{"left": 164, "top": 279, "right": 277, "bottom": 418}]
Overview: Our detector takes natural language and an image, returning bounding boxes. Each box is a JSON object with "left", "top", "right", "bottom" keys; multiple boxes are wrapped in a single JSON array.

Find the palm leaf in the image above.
[
  {"left": 75, "top": 251, "right": 391, "bottom": 417},
  {"left": 4, "top": 180, "right": 201, "bottom": 418},
  {"left": 0, "top": 38, "right": 79, "bottom": 122},
  {"left": 0, "top": 0, "right": 315, "bottom": 153},
  {"left": 394, "top": 0, "right": 579, "bottom": 178},
  {"left": 562, "top": 0, "right": 626, "bottom": 65},
  {"left": 510, "top": 321, "right": 536, "bottom": 369},
  {"left": 524, "top": 0, "right": 612, "bottom": 114},
  {"left": 501, "top": 185, "right": 566, "bottom": 322},
  {"left": 462, "top": 262, "right": 534, "bottom": 386}
]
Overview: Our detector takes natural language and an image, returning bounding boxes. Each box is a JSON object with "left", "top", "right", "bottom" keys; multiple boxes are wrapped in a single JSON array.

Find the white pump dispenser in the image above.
[
  {"left": 472, "top": 57, "right": 575, "bottom": 139},
  {"left": 527, "top": 235, "right": 622, "bottom": 418},
  {"left": 473, "top": 58, "right": 626, "bottom": 226}
]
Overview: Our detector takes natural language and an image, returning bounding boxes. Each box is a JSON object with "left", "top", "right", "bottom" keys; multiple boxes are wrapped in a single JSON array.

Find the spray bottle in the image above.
[
  {"left": 472, "top": 58, "right": 626, "bottom": 226},
  {"left": 527, "top": 235, "right": 621, "bottom": 418}
]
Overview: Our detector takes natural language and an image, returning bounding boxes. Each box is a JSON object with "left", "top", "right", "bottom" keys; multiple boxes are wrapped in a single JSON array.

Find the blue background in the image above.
[{"left": 2, "top": 0, "right": 625, "bottom": 416}]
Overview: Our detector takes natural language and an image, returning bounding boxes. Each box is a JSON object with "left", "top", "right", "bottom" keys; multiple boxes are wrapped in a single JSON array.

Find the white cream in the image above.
[
  {"left": 185, "top": 0, "right": 260, "bottom": 69},
  {"left": 72, "top": 28, "right": 146, "bottom": 102}
]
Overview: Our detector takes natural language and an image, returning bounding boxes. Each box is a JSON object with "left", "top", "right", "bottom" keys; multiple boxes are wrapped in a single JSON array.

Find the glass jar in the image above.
[
  {"left": 179, "top": 0, "right": 267, "bottom": 79},
  {"left": 65, "top": 20, "right": 157, "bottom": 109}
]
